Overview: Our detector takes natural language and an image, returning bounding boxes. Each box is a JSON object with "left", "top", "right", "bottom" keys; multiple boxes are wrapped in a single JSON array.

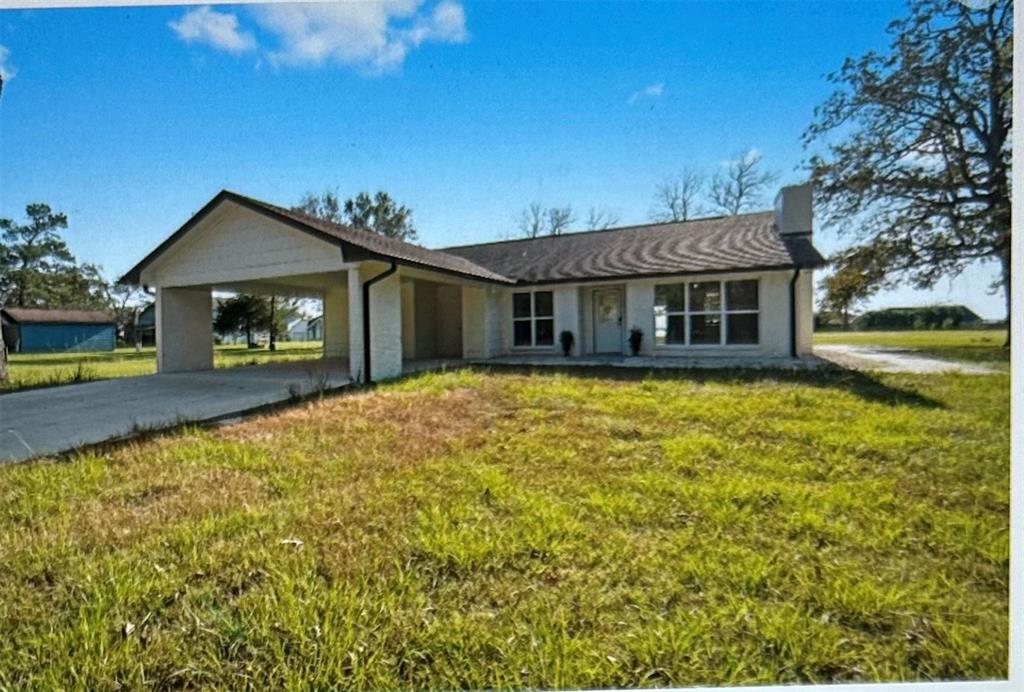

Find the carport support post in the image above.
[
  {"left": 156, "top": 287, "right": 213, "bottom": 372},
  {"left": 323, "top": 283, "right": 349, "bottom": 359}
]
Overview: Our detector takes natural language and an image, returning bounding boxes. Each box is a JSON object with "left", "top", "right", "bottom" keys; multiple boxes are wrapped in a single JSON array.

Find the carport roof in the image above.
[
  {"left": 119, "top": 190, "right": 516, "bottom": 286},
  {"left": 121, "top": 190, "right": 826, "bottom": 288}
]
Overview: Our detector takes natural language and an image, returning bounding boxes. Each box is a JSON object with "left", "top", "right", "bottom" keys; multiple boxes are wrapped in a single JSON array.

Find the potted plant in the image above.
[
  {"left": 559, "top": 330, "right": 575, "bottom": 357},
  {"left": 628, "top": 327, "right": 643, "bottom": 356}
]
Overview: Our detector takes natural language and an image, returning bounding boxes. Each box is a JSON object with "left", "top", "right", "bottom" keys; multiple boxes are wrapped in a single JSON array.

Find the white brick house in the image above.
[{"left": 121, "top": 184, "right": 825, "bottom": 382}]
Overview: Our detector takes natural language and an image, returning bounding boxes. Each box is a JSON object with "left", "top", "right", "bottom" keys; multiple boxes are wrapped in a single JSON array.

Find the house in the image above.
[
  {"left": 307, "top": 315, "right": 322, "bottom": 341},
  {"left": 0, "top": 308, "right": 117, "bottom": 353},
  {"left": 120, "top": 183, "right": 825, "bottom": 381},
  {"left": 287, "top": 315, "right": 323, "bottom": 341}
]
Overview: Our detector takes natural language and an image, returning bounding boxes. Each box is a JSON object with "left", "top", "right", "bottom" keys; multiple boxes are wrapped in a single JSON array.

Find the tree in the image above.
[
  {"left": 650, "top": 169, "right": 705, "bottom": 222},
  {"left": 343, "top": 191, "right": 416, "bottom": 241},
  {"left": 804, "top": 0, "right": 1012, "bottom": 336},
  {"left": 294, "top": 190, "right": 416, "bottom": 241},
  {"left": 1, "top": 203, "right": 72, "bottom": 307},
  {"left": 293, "top": 189, "right": 343, "bottom": 224},
  {"left": 546, "top": 206, "right": 574, "bottom": 235},
  {"left": 0, "top": 203, "right": 111, "bottom": 310},
  {"left": 517, "top": 203, "right": 575, "bottom": 237},
  {"left": 213, "top": 294, "right": 298, "bottom": 349},
  {"left": 818, "top": 246, "right": 892, "bottom": 330},
  {"left": 585, "top": 207, "right": 621, "bottom": 230},
  {"left": 708, "top": 149, "right": 779, "bottom": 215},
  {"left": 517, "top": 202, "right": 546, "bottom": 238},
  {"left": 105, "top": 282, "right": 148, "bottom": 343},
  {"left": 214, "top": 295, "right": 272, "bottom": 348}
]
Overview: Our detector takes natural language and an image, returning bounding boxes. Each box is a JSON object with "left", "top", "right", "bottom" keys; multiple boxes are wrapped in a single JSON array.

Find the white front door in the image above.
[{"left": 593, "top": 288, "right": 623, "bottom": 353}]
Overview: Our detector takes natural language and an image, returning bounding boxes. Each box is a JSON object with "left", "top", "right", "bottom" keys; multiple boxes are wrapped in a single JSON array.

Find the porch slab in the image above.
[
  {"left": 0, "top": 359, "right": 351, "bottom": 463},
  {"left": 471, "top": 354, "right": 828, "bottom": 370}
]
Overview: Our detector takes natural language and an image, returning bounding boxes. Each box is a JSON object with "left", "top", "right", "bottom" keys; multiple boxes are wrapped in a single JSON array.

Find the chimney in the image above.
[{"left": 773, "top": 183, "right": 813, "bottom": 236}]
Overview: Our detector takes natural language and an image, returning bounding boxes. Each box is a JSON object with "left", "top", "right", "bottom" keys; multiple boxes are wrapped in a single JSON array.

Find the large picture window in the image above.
[
  {"left": 654, "top": 279, "right": 759, "bottom": 346},
  {"left": 513, "top": 291, "right": 554, "bottom": 347}
]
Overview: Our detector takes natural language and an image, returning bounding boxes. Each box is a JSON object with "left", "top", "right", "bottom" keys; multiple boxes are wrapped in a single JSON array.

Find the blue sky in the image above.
[{"left": 0, "top": 0, "right": 1007, "bottom": 318}]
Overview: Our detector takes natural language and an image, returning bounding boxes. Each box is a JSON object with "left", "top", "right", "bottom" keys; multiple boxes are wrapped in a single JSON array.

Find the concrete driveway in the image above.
[
  {"left": 814, "top": 344, "right": 998, "bottom": 374},
  {"left": 0, "top": 359, "right": 351, "bottom": 463}
]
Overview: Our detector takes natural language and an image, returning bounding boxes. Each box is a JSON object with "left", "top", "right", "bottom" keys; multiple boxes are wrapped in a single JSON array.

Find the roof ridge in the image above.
[{"left": 439, "top": 209, "right": 775, "bottom": 251}]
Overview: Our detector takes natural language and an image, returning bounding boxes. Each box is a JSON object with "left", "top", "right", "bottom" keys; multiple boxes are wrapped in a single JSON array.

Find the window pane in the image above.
[
  {"left": 513, "top": 293, "right": 532, "bottom": 318},
  {"left": 654, "top": 309, "right": 668, "bottom": 344},
  {"left": 535, "top": 318, "right": 554, "bottom": 345},
  {"left": 513, "top": 320, "right": 532, "bottom": 346},
  {"left": 654, "top": 284, "right": 684, "bottom": 312},
  {"left": 664, "top": 315, "right": 685, "bottom": 344},
  {"left": 727, "top": 313, "right": 759, "bottom": 344},
  {"left": 690, "top": 314, "right": 721, "bottom": 344},
  {"left": 726, "top": 280, "right": 758, "bottom": 312},
  {"left": 689, "top": 281, "right": 722, "bottom": 312},
  {"left": 534, "top": 291, "right": 554, "bottom": 317}
]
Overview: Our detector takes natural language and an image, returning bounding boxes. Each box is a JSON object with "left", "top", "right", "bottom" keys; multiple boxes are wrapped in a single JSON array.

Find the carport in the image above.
[{"left": 120, "top": 190, "right": 512, "bottom": 383}]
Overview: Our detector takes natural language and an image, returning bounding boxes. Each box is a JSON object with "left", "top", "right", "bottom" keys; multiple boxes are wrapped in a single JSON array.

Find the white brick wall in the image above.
[
  {"left": 624, "top": 283, "right": 654, "bottom": 355},
  {"left": 553, "top": 286, "right": 581, "bottom": 355},
  {"left": 488, "top": 269, "right": 809, "bottom": 359}
]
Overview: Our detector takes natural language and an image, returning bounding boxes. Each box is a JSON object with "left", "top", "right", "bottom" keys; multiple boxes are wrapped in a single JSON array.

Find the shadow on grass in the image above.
[{"left": 467, "top": 363, "right": 945, "bottom": 409}]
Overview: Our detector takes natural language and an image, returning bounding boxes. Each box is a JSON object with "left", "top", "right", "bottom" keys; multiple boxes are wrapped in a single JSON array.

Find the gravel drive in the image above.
[{"left": 815, "top": 344, "right": 999, "bottom": 374}]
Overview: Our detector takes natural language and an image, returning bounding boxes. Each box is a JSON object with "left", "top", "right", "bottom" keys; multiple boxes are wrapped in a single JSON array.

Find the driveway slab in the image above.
[
  {"left": 814, "top": 344, "right": 998, "bottom": 374},
  {"left": 0, "top": 359, "right": 351, "bottom": 463}
]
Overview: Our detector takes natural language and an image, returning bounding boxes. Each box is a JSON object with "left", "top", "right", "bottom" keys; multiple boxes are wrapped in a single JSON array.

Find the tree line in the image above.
[{"left": 516, "top": 148, "right": 779, "bottom": 238}]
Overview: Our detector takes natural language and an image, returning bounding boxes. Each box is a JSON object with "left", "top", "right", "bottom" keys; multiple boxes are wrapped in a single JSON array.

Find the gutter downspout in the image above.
[
  {"left": 789, "top": 268, "right": 801, "bottom": 359},
  {"left": 362, "top": 261, "right": 398, "bottom": 384}
]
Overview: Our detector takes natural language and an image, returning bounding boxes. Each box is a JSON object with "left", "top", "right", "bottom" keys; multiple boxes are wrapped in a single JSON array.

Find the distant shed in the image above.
[{"left": 0, "top": 308, "right": 116, "bottom": 353}]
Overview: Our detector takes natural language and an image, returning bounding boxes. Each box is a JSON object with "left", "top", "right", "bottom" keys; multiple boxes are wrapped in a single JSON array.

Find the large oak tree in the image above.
[{"left": 805, "top": 0, "right": 1012, "bottom": 332}]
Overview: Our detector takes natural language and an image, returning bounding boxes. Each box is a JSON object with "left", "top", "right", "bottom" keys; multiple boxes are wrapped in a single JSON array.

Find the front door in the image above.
[{"left": 593, "top": 288, "right": 623, "bottom": 353}]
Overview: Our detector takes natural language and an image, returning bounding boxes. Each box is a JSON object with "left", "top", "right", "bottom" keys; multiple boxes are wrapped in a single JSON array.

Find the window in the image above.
[
  {"left": 654, "top": 279, "right": 759, "bottom": 346},
  {"left": 513, "top": 291, "right": 555, "bottom": 347}
]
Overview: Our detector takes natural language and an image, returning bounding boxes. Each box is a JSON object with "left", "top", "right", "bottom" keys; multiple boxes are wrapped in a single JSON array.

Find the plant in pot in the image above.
[
  {"left": 628, "top": 327, "right": 643, "bottom": 356},
  {"left": 559, "top": 330, "right": 575, "bottom": 357}
]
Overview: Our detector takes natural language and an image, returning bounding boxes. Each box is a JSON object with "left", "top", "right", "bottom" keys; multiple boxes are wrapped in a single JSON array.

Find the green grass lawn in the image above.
[
  {"left": 0, "top": 367, "right": 1008, "bottom": 688},
  {"left": 815, "top": 329, "right": 1009, "bottom": 366},
  {"left": 1, "top": 342, "right": 324, "bottom": 392}
]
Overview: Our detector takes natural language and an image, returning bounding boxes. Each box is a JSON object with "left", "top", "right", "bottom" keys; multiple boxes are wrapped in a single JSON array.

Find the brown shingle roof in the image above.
[
  {"left": 1, "top": 308, "right": 114, "bottom": 324},
  {"left": 442, "top": 211, "right": 826, "bottom": 284},
  {"left": 120, "top": 191, "right": 826, "bottom": 288}
]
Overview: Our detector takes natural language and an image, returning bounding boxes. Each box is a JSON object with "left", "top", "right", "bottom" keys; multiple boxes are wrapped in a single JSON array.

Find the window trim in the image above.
[
  {"left": 654, "top": 278, "right": 760, "bottom": 348},
  {"left": 512, "top": 290, "right": 556, "bottom": 349}
]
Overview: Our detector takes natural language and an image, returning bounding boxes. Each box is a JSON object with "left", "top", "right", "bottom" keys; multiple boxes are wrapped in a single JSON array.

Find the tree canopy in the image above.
[
  {"left": 213, "top": 294, "right": 299, "bottom": 348},
  {"left": 294, "top": 190, "right": 417, "bottom": 241},
  {"left": 805, "top": 0, "right": 1012, "bottom": 323},
  {"left": 0, "top": 203, "right": 110, "bottom": 310}
]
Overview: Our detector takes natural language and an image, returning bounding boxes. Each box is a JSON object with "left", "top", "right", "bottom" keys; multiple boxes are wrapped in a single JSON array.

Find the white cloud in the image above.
[
  {"left": 253, "top": 0, "right": 467, "bottom": 72},
  {"left": 627, "top": 82, "right": 664, "bottom": 105},
  {"left": 0, "top": 44, "right": 16, "bottom": 83},
  {"left": 169, "top": 1, "right": 467, "bottom": 73},
  {"left": 169, "top": 6, "right": 256, "bottom": 54}
]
